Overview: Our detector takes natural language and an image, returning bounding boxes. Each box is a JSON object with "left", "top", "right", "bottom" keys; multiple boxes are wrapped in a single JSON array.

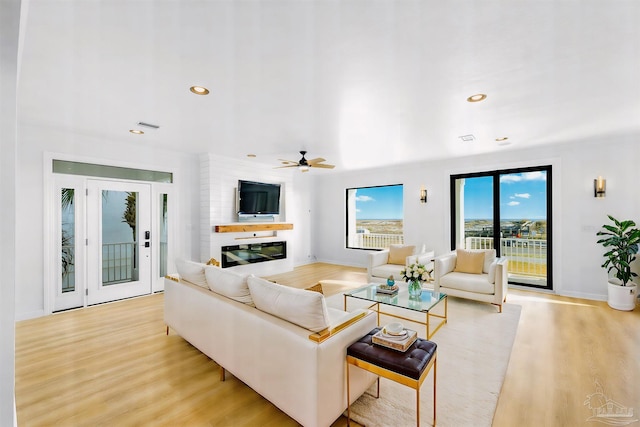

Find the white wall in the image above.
[
  {"left": 0, "top": 0, "right": 20, "bottom": 423},
  {"left": 14, "top": 125, "right": 199, "bottom": 320},
  {"left": 311, "top": 136, "right": 640, "bottom": 301},
  {"left": 201, "top": 153, "right": 303, "bottom": 275}
]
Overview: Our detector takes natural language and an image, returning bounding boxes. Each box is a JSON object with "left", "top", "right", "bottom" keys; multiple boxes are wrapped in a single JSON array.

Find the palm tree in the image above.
[
  {"left": 122, "top": 192, "right": 137, "bottom": 240},
  {"left": 60, "top": 189, "right": 75, "bottom": 280}
]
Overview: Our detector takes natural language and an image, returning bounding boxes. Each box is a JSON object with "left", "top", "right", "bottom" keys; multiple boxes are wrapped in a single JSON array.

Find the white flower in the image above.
[{"left": 402, "top": 262, "right": 427, "bottom": 282}]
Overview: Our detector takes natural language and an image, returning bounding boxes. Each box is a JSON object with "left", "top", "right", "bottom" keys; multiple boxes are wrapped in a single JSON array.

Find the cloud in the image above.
[
  {"left": 514, "top": 193, "right": 531, "bottom": 199},
  {"left": 356, "top": 195, "right": 375, "bottom": 202},
  {"left": 522, "top": 171, "right": 546, "bottom": 181},
  {"left": 508, "top": 201, "right": 520, "bottom": 206},
  {"left": 500, "top": 171, "right": 547, "bottom": 183}
]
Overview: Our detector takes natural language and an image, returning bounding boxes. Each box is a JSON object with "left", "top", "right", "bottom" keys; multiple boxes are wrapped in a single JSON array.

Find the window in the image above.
[
  {"left": 450, "top": 166, "right": 552, "bottom": 289},
  {"left": 346, "top": 184, "right": 404, "bottom": 249}
]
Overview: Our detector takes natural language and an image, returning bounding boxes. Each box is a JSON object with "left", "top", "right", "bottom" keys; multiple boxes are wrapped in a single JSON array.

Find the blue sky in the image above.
[
  {"left": 62, "top": 190, "right": 135, "bottom": 244},
  {"left": 463, "top": 171, "right": 547, "bottom": 219},
  {"left": 354, "top": 185, "right": 403, "bottom": 219}
]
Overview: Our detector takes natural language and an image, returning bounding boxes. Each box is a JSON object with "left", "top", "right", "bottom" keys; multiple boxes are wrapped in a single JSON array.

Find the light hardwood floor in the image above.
[{"left": 15, "top": 263, "right": 640, "bottom": 426}]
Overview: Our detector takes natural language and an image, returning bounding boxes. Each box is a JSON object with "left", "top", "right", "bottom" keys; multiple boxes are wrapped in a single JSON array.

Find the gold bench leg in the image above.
[
  {"left": 220, "top": 366, "right": 225, "bottom": 382},
  {"left": 434, "top": 356, "right": 437, "bottom": 426},
  {"left": 346, "top": 364, "right": 351, "bottom": 426},
  {"left": 416, "top": 387, "right": 420, "bottom": 427}
]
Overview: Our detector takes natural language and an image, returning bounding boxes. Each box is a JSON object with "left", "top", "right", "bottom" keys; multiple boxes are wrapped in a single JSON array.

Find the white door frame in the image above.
[{"left": 44, "top": 154, "right": 176, "bottom": 314}]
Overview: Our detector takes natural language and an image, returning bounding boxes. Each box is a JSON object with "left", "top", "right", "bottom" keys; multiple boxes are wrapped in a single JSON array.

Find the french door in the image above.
[
  {"left": 450, "top": 166, "right": 552, "bottom": 290},
  {"left": 86, "top": 180, "right": 152, "bottom": 305},
  {"left": 52, "top": 175, "right": 170, "bottom": 312}
]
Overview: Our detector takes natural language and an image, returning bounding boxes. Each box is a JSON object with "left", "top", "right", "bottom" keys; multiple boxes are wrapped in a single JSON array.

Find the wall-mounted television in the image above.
[{"left": 237, "top": 180, "right": 281, "bottom": 215}]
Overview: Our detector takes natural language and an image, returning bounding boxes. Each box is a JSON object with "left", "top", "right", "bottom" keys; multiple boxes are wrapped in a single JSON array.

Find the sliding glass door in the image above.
[{"left": 451, "top": 166, "right": 552, "bottom": 289}]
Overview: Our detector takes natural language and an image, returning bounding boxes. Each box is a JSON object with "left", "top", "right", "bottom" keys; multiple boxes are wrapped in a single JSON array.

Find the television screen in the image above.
[{"left": 238, "top": 180, "right": 281, "bottom": 215}]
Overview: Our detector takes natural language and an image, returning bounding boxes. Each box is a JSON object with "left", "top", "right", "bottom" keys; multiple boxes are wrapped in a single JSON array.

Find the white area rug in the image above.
[{"left": 325, "top": 293, "right": 522, "bottom": 427}]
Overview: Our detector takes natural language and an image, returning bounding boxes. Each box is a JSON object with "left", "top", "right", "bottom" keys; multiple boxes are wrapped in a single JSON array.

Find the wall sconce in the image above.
[
  {"left": 420, "top": 185, "right": 428, "bottom": 203},
  {"left": 594, "top": 176, "right": 606, "bottom": 198}
]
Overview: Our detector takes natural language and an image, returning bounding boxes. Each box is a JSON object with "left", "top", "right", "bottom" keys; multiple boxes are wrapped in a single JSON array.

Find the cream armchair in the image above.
[
  {"left": 367, "top": 244, "right": 435, "bottom": 284},
  {"left": 433, "top": 249, "right": 508, "bottom": 312}
]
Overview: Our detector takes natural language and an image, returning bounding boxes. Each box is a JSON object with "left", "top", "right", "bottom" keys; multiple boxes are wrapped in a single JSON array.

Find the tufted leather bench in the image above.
[{"left": 346, "top": 327, "right": 438, "bottom": 426}]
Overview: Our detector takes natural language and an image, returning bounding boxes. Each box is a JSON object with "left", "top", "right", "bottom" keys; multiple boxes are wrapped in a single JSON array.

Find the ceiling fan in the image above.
[{"left": 276, "top": 150, "right": 335, "bottom": 172}]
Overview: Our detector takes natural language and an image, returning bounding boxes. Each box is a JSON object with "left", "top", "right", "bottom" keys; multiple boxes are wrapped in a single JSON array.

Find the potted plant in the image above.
[{"left": 596, "top": 215, "right": 640, "bottom": 311}]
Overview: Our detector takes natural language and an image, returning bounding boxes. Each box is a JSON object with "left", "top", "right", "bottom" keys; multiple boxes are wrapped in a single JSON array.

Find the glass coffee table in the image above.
[{"left": 344, "top": 284, "right": 447, "bottom": 339}]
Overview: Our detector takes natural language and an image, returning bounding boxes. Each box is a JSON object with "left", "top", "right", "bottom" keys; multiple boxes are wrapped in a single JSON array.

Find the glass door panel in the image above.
[
  {"left": 61, "top": 188, "right": 76, "bottom": 293},
  {"left": 159, "top": 193, "right": 168, "bottom": 278},
  {"left": 451, "top": 166, "right": 552, "bottom": 290},
  {"left": 54, "top": 181, "right": 85, "bottom": 312},
  {"left": 101, "top": 190, "right": 139, "bottom": 285},
  {"left": 452, "top": 175, "right": 494, "bottom": 250},
  {"left": 499, "top": 170, "right": 549, "bottom": 287},
  {"left": 87, "top": 180, "right": 151, "bottom": 305}
]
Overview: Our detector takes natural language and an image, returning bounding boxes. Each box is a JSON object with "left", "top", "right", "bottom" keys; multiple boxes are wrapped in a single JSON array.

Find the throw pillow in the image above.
[
  {"left": 205, "top": 266, "right": 254, "bottom": 306},
  {"left": 487, "top": 259, "right": 498, "bottom": 284},
  {"left": 483, "top": 249, "right": 496, "bottom": 273},
  {"left": 247, "top": 276, "right": 331, "bottom": 332},
  {"left": 454, "top": 249, "right": 485, "bottom": 274},
  {"left": 176, "top": 259, "right": 208, "bottom": 288},
  {"left": 388, "top": 244, "right": 416, "bottom": 265}
]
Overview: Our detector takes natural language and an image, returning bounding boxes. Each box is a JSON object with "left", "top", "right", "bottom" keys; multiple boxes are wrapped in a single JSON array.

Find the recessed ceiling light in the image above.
[
  {"left": 247, "top": 154, "right": 256, "bottom": 158},
  {"left": 467, "top": 94, "right": 487, "bottom": 102},
  {"left": 129, "top": 129, "right": 144, "bottom": 135},
  {"left": 459, "top": 134, "right": 475, "bottom": 142},
  {"left": 496, "top": 137, "right": 509, "bottom": 141},
  {"left": 190, "top": 85, "right": 210, "bottom": 95}
]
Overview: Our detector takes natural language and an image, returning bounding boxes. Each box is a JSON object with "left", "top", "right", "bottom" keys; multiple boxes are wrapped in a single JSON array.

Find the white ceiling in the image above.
[{"left": 17, "top": 0, "right": 640, "bottom": 171}]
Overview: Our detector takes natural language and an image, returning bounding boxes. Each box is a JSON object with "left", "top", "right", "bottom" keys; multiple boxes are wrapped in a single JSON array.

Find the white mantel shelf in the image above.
[{"left": 214, "top": 223, "right": 294, "bottom": 233}]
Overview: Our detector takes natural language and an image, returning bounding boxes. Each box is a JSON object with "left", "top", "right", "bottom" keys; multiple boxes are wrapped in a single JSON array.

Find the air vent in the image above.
[
  {"left": 459, "top": 134, "right": 475, "bottom": 142},
  {"left": 137, "top": 122, "right": 160, "bottom": 130}
]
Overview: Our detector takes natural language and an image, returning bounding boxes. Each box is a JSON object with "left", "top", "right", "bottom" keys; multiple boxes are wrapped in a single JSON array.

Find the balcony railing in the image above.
[
  {"left": 102, "top": 242, "right": 136, "bottom": 285},
  {"left": 353, "top": 233, "right": 404, "bottom": 249},
  {"left": 465, "top": 236, "right": 547, "bottom": 278},
  {"left": 63, "top": 241, "right": 169, "bottom": 290}
]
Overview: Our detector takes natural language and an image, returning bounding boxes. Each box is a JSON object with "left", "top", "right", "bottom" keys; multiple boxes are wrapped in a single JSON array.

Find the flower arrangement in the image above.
[{"left": 400, "top": 263, "right": 431, "bottom": 282}]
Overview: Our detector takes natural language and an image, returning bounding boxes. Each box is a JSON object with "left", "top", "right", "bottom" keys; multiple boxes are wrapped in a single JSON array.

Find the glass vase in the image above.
[{"left": 408, "top": 279, "right": 422, "bottom": 298}]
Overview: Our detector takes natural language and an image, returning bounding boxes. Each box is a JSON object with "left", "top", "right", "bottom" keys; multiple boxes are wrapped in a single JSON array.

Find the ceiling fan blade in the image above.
[
  {"left": 274, "top": 164, "right": 300, "bottom": 169},
  {"left": 278, "top": 159, "right": 299, "bottom": 165},
  {"left": 311, "top": 163, "right": 335, "bottom": 169},
  {"left": 306, "top": 157, "right": 325, "bottom": 165}
]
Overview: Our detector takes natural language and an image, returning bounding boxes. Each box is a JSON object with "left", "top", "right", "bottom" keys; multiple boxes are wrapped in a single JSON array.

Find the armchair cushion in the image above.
[
  {"left": 440, "top": 271, "right": 495, "bottom": 295},
  {"left": 371, "top": 264, "right": 406, "bottom": 281},
  {"left": 454, "top": 249, "right": 485, "bottom": 274},
  {"left": 388, "top": 244, "right": 415, "bottom": 265}
]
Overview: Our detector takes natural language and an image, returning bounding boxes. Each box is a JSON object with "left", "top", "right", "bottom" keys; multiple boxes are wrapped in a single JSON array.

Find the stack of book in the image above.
[
  {"left": 376, "top": 284, "right": 399, "bottom": 295},
  {"left": 372, "top": 327, "right": 418, "bottom": 352}
]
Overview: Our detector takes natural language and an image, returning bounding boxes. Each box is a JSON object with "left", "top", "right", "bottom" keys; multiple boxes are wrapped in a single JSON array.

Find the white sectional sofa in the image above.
[{"left": 164, "top": 260, "right": 378, "bottom": 427}]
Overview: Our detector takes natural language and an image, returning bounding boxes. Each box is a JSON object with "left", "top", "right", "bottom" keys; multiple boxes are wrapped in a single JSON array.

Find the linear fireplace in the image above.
[{"left": 221, "top": 241, "right": 287, "bottom": 268}]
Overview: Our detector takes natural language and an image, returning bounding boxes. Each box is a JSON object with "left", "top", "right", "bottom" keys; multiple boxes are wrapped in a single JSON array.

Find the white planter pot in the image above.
[{"left": 607, "top": 280, "right": 638, "bottom": 311}]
